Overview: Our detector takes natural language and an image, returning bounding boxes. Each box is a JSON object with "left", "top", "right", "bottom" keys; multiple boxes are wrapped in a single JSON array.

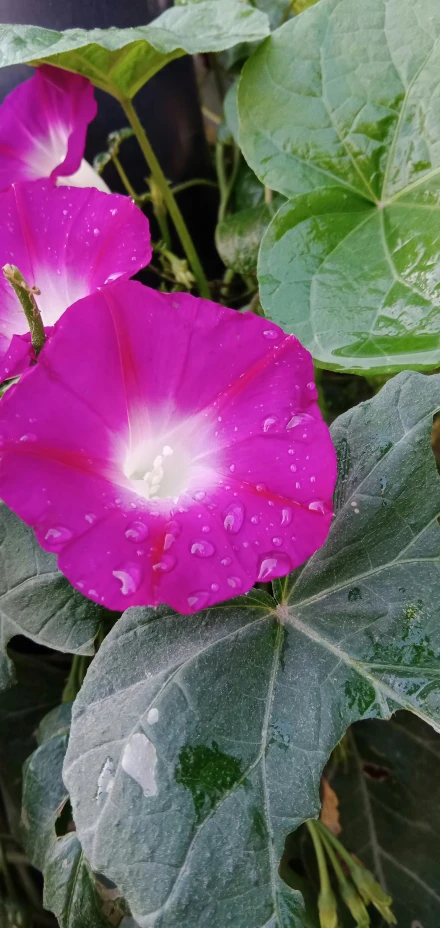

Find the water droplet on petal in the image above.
[
  {"left": 187, "top": 590, "right": 210, "bottom": 610},
  {"left": 153, "top": 554, "right": 176, "bottom": 573},
  {"left": 262, "top": 415, "right": 279, "bottom": 432},
  {"left": 85, "top": 513, "right": 96, "bottom": 524},
  {"left": 165, "top": 520, "right": 181, "bottom": 538},
  {"left": 272, "top": 537, "right": 282, "bottom": 547},
  {"left": 251, "top": 515, "right": 260, "bottom": 524},
  {"left": 290, "top": 463, "right": 297, "bottom": 473},
  {"left": 263, "top": 329, "right": 278, "bottom": 340},
  {"left": 223, "top": 502, "right": 245, "bottom": 534},
  {"left": 281, "top": 508, "right": 292, "bottom": 526},
  {"left": 190, "top": 540, "right": 215, "bottom": 557},
  {"left": 112, "top": 565, "right": 141, "bottom": 595},
  {"left": 229, "top": 463, "right": 235, "bottom": 473},
  {"left": 44, "top": 525, "right": 73, "bottom": 544},
  {"left": 125, "top": 521, "right": 149, "bottom": 542},
  {"left": 194, "top": 491, "right": 206, "bottom": 501},
  {"left": 211, "top": 582, "right": 219, "bottom": 592},
  {"left": 287, "top": 413, "right": 314, "bottom": 430},
  {"left": 307, "top": 381, "right": 316, "bottom": 391},
  {"left": 20, "top": 433, "right": 37, "bottom": 442},
  {"left": 227, "top": 576, "right": 242, "bottom": 589},
  {"left": 221, "top": 556, "right": 232, "bottom": 566},
  {"left": 93, "top": 227, "right": 100, "bottom": 236},
  {"left": 257, "top": 551, "right": 292, "bottom": 581},
  {"left": 308, "top": 500, "right": 326, "bottom": 514}
]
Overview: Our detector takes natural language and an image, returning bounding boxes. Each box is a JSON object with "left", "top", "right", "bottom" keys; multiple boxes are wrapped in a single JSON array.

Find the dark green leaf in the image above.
[
  {"left": 64, "top": 371, "right": 440, "bottom": 927},
  {"left": 0, "top": 652, "right": 64, "bottom": 837},
  {"left": 0, "top": 3, "right": 270, "bottom": 100},
  {"left": 330, "top": 712, "right": 440, "bottom": 927},
  {"left": 22, "top": 704, "right": 118, "bottom": 928},
  {"left": 0, "top": 504, "right": 101, "bottom": 693},
  {"left": 216, "top": 199, "right": 282, "bottom": 275},
  {"left": 239, "top": 0, "right": 440, "bottom": 372}
]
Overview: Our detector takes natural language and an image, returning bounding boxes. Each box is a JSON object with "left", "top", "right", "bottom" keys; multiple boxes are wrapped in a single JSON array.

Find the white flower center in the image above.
[{"left": 124, "top": 442, "right": 192, "bottom": 500}]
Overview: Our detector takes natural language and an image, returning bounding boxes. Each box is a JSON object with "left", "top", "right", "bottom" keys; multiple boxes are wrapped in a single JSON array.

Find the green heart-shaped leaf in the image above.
[
  {"left": 0, "top": 2, "right": 270, "bottom": 100},
  {"left": 239, "top": 0, "right": 440, "bottom": 372},
  {"left": 64, "top": 372, "right": 440, "bottom": 927}
]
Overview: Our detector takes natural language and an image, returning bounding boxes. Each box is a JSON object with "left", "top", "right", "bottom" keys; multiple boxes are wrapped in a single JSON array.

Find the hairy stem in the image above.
[{"left": 2, "top": 265, "right": 45, "bottom": 356}]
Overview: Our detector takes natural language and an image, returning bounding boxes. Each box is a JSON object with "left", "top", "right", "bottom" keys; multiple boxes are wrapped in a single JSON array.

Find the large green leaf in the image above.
[
  {"left": 0, "top": 503, "right": 101, "bottom": 693},
  {"left": 239, "top": 0, "right": 440, "bottom": 373},
  {"left": 329, "top": 712, "right": 440, "bottom": 927},
  {"left": 64, "top": 371, "right": 440, "bottom": 928},
  {"left": 22, "top": 704, "right": 120, "bottom": 928},
  {"left": 0, "top": 3, "right": 270, "bottom": 101}
]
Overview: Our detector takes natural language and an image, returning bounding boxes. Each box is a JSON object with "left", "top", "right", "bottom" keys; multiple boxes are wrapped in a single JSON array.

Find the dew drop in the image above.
[
  {"left": 125, "top": 521, "right": 149, "bottom": 543},
  {"left": 112, "top": 565, "right": 141, "bottom": 595},
  {"left": 152, "top": 554, "right": 176, "bottom": 573},
  {"left": 96, "top": 757, "right": 115, "bottom": 801},
  {"left": 287, "top": 413, "right": 314, "bottom": 430},
  {"left": 20, "top": 433, "right": 37, "bottom": 442},
  {"left": 190, "top": 540, "right": 215, "bottom": 557},
  {"left": 290, "top": 463, "right": 297, "bottom": 473},
  {"left": 227, "top": 576, "right": 242, "bottom": 589},
  {"left": 201, "top": 525, "right": 210, "bottom": 533},
  {"left": 194, "top": 490, "right": 206, "bottom": 501},
  {"left": 122, "top": 733, "right": 157, "bottom": 796},
  {"left": 44, "top": 525, "right": 73, "bottom": 544},
  {"left": 281, "top": 508, "right": 292, "bottom": 526},
  {"left": 221, "top": 556, "right": 232, "bottom": 566},
  {"left": 223, "top": 502, "right": 245, "bottom": 534},
  {"left": 250, "top": 515, "right": 260, "bottom": 525},
  {"left": 263, "top": 329, "right": 278, "bottom": 340},
  {"left": 262, "top": 415, "right": 279, "bottom": 432},
  {"left": 147, "top": 708, "right": 159, "bottom": 725},
  {"left": 272, "top": 537, "right": 282, "bottom": 547},
  {"left": 165, "top": 520, "right": 181, "bottom": 538},
  {"left": 93, "top": 227, "right": 100, "bottom": 236},
  {"left": 85, "top": 513, "right": 96, "bottom": 524},
  {"left": 187, "top": 590, "right": 210, "bottom": 610},
  {"left": 257, "top": 551, "right": 292, "bottom": 581},
  {"left": 211, "top": 582, "right": 219, "bottom": 592},
  {"left": 229, "top": 463, "right": 236, "bottom": 473},
  {"left": 307, "top": 381, "right": 316, "bottom": 391},
  {"left": 308, "top": 500, "right": 326, "bottom": 514}
]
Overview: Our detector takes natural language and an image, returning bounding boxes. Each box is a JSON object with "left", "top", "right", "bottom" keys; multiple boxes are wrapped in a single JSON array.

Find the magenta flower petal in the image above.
[
  {"left": 0, "top": 66, "right": 97, "bottom": 189},
  {"left": 0, "top": 182, "right": 152, "bottom": 378},
  {"left": 0, "top": 281, "right": 337, "bottom": 613}
]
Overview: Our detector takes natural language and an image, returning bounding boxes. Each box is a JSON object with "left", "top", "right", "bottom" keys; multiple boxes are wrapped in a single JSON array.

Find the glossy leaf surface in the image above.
[
  {"left": 0, "top": 3, "right": 270, "bottom": 100},
  {"left": 64, "top": 372, "right": 440, "bottom": 927},
  {"left": 0, "top": 503, "right": 101, "bottom": 693},
  {"left": 239, "top": 0, "right": 440, "bottom": 372}
]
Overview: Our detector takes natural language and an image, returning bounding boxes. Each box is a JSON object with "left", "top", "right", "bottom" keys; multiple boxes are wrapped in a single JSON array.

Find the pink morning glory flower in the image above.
[
  {"left": 0, "top": 181, "right": 152, "bottom": 380},
  {"left": 0, "top": 281, "right": 336, "bottom": 614},
  {"left": 0, "top": 65, "right": 108, "bottom": 192}
]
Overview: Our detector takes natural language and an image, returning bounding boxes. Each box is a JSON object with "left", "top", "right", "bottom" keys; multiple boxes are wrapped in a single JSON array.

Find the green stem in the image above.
[
  {"left": 119, "top": 97, "right": 210, "bottom": 299},
  {"left": 216, "top": 143, "right": 240, "bottom": 223},
  {"left": 307, "top": 821, "right": 332, "bottom": 895},
  {"left": 62, "top": 654, "right": 88, "bottom": 703},
  {"left": 2, "top": 265, "right": 46, "bottom": 356},
  {"left": 171, "top": 178, "right": 218, "bottom": 195},
  {"left": 111, "top": 153, "right": 139, "bottom": 201}
]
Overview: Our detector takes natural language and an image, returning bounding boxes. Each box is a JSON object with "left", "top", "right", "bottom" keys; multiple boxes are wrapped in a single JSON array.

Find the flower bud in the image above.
[{"left": 318, "top": 885, "right": 338, "bottom": 928}]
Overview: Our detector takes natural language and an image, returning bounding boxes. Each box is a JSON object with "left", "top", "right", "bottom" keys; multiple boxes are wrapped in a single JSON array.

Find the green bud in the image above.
[
  {"left": 318, "top": 885, "right": 338, "bottom": 928},
  {"left": 350, "top": 863, "right": 396, "bottom": 924},
  {"left": 340, "top": 881, "right": 370, "bottom": 927}
]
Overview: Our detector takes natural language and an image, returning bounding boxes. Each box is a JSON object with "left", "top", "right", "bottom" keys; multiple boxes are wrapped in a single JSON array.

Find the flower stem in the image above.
[
  {"left": 307, "top": 820, "right": 338, "bottom": 928},
  {"left": 111, "top": 152, "right": 139, "bottom": 201},
  {"left": 2, "top": 265, "right": 46, "bottom": 356},
  {"left": 216, "top": 142, "right": 240, "bottom": 223},
  {"left": 119, "top": 97, "right": 210, "bottom": 299}
]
